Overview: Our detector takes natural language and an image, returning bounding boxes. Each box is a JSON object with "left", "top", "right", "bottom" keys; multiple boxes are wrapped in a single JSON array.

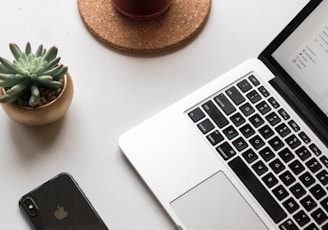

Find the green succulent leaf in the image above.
[
  {"left": 0, "top": 79, "right": 21, "bottom": 88},
  {"left": 52, "top": 66, "right": 68, "bottom": 81},
  {"left": 19, "top": 53, "right": 28, "bottom": 65},
  {"left": 0, "top": 57, "right": 24, "bottom": 74},
  {"left": 35, "top": 44, "right": 44, "bottom": 57},
  {"left": 43, "top": 80, "right": 63, "bottom": 88},
  {"left": 0, "top": 74, "right": 25, "bottom": 87},
  {"left": 27, "top": 54, "right": 36, "bottom": 67},
  {"left": 0, "top": 90, "right": 24, "bottom": 103},
  {"left": 29, "top": 94, "right": 40, "bottom": 107},
  {"left": 0, "top": 63, "right": 14, "bottom": 74},
  {"left": 36, "top": 75, "right": 53, "bottom": 83},
  {"left": 9, "top": 43, "right": 23, "bottom": 60},
  {"left": 44, "top": 57, "right": 61, "bottom": 71},
  {"left": 30, "top": 84, "right": 40, "bottom": 97},
  {"left": 42, "top": 46, "right": 58, "bottom": 62},
  {"left": 42, "top": 65, "right": 65, "bottom": 77},
  {"left": 6, "top": 79, "right": 30, "bottom": 95},
  {"left": 25, "top": 42, "right": 32, "bottom": 55},
  {"left": 0, "top": 73, "right": 23, "bottom": 81}
]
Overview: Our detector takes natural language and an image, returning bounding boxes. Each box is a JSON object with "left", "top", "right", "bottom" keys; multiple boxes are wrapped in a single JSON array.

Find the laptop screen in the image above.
[{"left": 272, "top": 0, "right": 328, "bottom": 116}]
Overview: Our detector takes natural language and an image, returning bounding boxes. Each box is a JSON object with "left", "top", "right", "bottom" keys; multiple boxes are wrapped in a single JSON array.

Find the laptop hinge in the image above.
[{"left": 269, "top": 77, "right": 328, "bottom": 147}]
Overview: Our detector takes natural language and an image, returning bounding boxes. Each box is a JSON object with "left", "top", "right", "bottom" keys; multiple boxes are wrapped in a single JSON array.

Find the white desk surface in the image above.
[{"left": 0, "top": 0, "right": 310, "bottom": 229}]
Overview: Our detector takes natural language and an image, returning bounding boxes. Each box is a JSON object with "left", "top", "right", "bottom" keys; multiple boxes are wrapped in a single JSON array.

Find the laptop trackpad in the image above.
[{"left": 170, "top": 171, "right": 268, "bottom": 230}]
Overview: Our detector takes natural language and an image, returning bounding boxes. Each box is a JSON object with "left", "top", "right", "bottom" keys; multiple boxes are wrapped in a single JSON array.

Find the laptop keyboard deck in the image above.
[{"left": 187, "top": 74, "right": 328, "bottom": 230}]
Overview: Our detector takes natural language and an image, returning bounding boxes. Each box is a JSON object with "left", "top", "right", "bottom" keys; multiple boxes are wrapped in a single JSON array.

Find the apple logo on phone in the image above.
[{"left": 54, "top": 205, "right": 68, "bottom": 220}]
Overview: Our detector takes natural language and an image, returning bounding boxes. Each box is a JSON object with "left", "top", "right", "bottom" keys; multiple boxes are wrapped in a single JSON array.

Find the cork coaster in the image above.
[{"left": 77, "top": 0, "right": 211, "bottom": 54}]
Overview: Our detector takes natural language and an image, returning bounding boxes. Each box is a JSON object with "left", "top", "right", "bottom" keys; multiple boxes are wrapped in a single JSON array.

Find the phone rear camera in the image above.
[{"left": 22, "top": 197, "right": 39, "bottom": 217}]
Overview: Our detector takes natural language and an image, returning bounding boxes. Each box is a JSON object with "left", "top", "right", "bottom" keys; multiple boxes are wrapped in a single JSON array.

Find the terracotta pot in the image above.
[
  {"left": 0, "top": 73, "right": 73, "bottom": 126},
  {"left": 111, "top": 0, "right": 173, "bottom": 20}
]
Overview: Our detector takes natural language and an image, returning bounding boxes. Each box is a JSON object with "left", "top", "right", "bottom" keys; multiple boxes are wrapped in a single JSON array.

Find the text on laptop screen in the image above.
[{"left": 272, "top": 1, "right": 328, "bottom": 115}]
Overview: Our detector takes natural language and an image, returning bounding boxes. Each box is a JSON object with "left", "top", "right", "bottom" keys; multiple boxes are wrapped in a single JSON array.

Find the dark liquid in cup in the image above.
[{"left": 112, "top": 0, "right": 173, "bottom": 20}]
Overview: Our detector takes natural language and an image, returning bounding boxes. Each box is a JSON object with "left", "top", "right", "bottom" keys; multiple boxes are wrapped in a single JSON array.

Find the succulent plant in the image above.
[{"left": 0, "top": 42, "right": 68, "bottom": 107}]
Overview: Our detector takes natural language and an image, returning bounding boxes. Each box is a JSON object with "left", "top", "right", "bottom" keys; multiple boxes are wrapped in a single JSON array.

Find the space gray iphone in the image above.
[{"left": 19, "top": 172, "right": 108, "bottom": 230}]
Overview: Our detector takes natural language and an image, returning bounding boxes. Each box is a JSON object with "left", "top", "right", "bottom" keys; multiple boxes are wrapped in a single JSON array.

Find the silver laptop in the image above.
[{"left": 119, "top": 0, "right": 328, "bottom": 229}]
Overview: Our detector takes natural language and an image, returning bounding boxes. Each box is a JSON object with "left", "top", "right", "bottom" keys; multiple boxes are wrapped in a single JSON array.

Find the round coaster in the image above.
[{"left": 78, "top": 0, "right": 211, "bottom": 54}]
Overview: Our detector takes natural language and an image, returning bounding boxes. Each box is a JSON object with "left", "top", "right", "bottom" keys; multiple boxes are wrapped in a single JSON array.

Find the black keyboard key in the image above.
[
  {"left": 249, "top": 135, "right": 265, "bottom": 150},
  {"left": 258, "top": 86, "right": 270, "bottom": 97},
  {"left": 311, "top": 208, "right": 328, "bottom": 225},
  {"left": 268, "top": 97, "right": 280, "bottom": 109},
  {"left": 304, "top": 223, "right": 319, "bottom": 230},
  {"left": 320, "top": 155, "right": 328, "bottom": 168},
  {"left": 232, "top": 137, "right": 248, "bottom": 151},
  {"left": 259, "top": 125, "right": 274, "bottom": 139},
  {"left": 283, "top": 197, "right": 300, "bottom": 214},
  {"left": 306, "top": 158, "right": 322, "bottom": 173},
  {"left": 226, "top": 86, "right": 245, "bottom": 105},
  {"left": 230, "top": 112, "right": 245, "bottom": 127},
  {"left": 256, "top": 101, "right": 271, "bottom": 115},
  {"left": 290, "top": 183, "right": 306, "bottom": 199},
  {"left": 266, "top": 112, "right": 282, "bottom": 126},
  {"left": 278, "top": 108, "right": 290, "bottom": 120},
  {"left": 298, "top": 131, "right": 311, "bottom": 144},
  {"left": 316, "top": 169, "right": 328, "bottom": 186},
  {"left": 275, "top": 123, "right": 291, "bottom": 137},
  {"left": 262, "top": 172, "right": 278, "bottom": 188},
  {"left": 293, "top": 210, "right": 310, "bottom": 227},
  {"left": 323, "top": 223, "right": 328, "bottom": 230},
  {"left": 240, "top": 102, "right": 255, "bottom": 116},
  {"left": 237, "top": 79, "right": 252, "bottom": 93},
  {"left": 309, "top": 184, "right": 326, "bottom": 200},
  {"left": 309, "top": 144, "right": 322, "bottom": 157},
  {"left": 214, "top": 93, "right": 236, "bottom": 115},
  {"left": 279, "top": 148, "right": 295, "bottom": 163},
  {"left": 249, "top": 113, "right": 265, "bottom": 128},
  {"left": 259, "top": 147, "right": 275, "bottom": 162},
  {"left": 268, "top": 136, "right": 284, "bottom": 151},
  {"left": 206, "top": 130, "right": 224, "bottom": 146},
  {"left": 188, "top": 107, "right": 205, "bottom": 122},
  {"left": 321, "top": 197, "right": 328, "bottom": 212},
  {"left": 242, "top": 149, "right": 258, "bottom": 164},
  {"left": 248, "top": 75, "right": 260, "bottom": 86},
  {"left": 197, "top": 119, "right": 214, "bottom": 134},
  {"left": 239, "top": 124, "right": 255, "bottom": 138},
  {"left": 300, "top": 195, "right": 317, "bottom": 212},
  {"left": 216, "top": 142, "right": 236, "bottom": 161},
  {"left": 202, "top": 101, "right": 229, "bottom": 128},
  {"left": 288, "top": 120, "right": 300, "bottom": 132},
  {"left": 299, "top": 172, "right": 315, "bottom": 188},
  {"left": 295, "top": 146, "right": 311, "bottom": 161},
  {"left": 289, "top": 160, "right": 305, "bottom": 175},
  {"left": 229, "top": 157, "right": 287, "bottom": 223},
  {"left": 246, "top": 90, "right": 262, "bottom": 104},
  {"left": 286, "top": 135, "right": 301, "bottom": 149},
  {"left": 279, "top": 219, "right": 299, "bottom": 230},
  {"left": 223, "top": 125, "right": 238, "bottom": 140},
  {"left": 273, "top": 185, "right": 289, "bottom": 201},
  {"left": 252, "top": 160, "right": 268, "bottom": 176},
  {"left": 279, "top": 171, "right": 296, "bottom": 186},
  {"left": 269, "top": 158, "right": 285, "bottom": 174}
]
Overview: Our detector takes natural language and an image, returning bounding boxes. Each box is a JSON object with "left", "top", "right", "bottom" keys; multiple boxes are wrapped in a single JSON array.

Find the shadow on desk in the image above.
[{"left": 8, "top": 117, "right": 66, "bottom": 156}]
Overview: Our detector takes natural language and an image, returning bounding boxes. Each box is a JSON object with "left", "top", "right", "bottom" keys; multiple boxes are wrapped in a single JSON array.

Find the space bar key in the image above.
[{"left": 228, "top": 157, "right": 287, "bottom": 224}]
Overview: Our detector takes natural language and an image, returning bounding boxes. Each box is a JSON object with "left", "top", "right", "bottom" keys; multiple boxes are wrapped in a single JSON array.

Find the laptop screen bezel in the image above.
[{"left": 258, "top": 0, "right": 328, "bottom": 127}]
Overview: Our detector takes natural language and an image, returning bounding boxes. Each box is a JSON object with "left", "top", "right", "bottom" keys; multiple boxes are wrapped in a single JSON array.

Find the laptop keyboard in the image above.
[{"left": 187, "top": 74, "right": 328, "bottom": 230}]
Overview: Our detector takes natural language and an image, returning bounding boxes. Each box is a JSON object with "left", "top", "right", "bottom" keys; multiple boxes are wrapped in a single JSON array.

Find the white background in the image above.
[{"left": 0, "top": 0, "right": 309, "bottom": 229}]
